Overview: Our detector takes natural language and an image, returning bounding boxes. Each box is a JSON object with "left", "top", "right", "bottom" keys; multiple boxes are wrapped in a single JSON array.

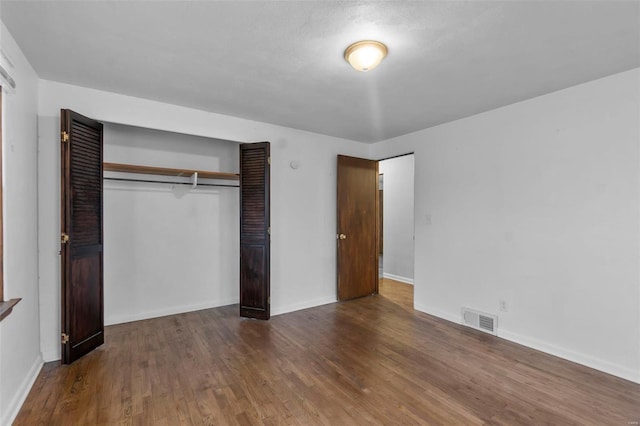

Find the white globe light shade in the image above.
[{"left": 344, "top": 41, "right": 388, "bottom": 72}]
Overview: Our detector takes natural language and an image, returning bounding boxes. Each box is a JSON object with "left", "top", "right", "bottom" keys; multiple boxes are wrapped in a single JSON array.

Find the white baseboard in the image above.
[
  {"left": 413, "top": 304, "right": 640, "bottom": 384},
  {"left": 414, "top": 303, "right": 461, "bottom": 324},
  {"left": 3, "top": 354, "right": 44, "bottom": 426},
  {"left": 498, "top": 328, "right": 640, "bottom": 384},
  {"left": 105, "top": 297, "right": 239, "bottom": 326},
  {"left": 382, "top": 273, "right": 414, "bottom": 285},
  {"left": 271, "top": 296, "right": 337, "bottom": 317},
  {"left": 41, "top": 349, "right": 60, "bottom": 363}
]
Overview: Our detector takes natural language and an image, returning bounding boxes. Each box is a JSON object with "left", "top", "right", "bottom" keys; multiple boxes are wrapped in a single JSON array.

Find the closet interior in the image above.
[{"left": 102, "top": 123, "right": 241, "bottom": 326}]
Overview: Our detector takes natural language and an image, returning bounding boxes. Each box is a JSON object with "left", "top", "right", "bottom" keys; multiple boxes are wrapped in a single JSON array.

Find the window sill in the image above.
[{"left": 0, "top": 298, "right": 21, "bottom": 322}]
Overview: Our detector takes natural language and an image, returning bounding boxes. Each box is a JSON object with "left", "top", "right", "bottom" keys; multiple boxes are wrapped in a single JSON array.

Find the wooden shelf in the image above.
[{"left": 103, "top": 162, "right": 239, "bottom": 181}]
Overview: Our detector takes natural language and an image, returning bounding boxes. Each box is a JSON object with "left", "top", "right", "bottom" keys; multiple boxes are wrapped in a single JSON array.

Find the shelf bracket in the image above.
[{"left": 191, "top": 171, "right": 198, "bottom": 189}]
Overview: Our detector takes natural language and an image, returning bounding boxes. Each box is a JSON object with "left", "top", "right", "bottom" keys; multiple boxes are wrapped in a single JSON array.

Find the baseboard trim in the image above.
[
  {"left": 41, "top": 349, "right": 59, "bottom": 363},
  {"left": 105, "top": 298, "right": 239, "bottom": 326},
  {"left": 271, "top": 296, "right": 337, "bottom": 317},
  {"left": 3, "top": 353, "right": 44, "bottom": 425},
  {"left": 414, "top": 303, "right": 461, "bottom": 324},
  {"left": 413, "top": 304, "right": 640, "bottom": 384},
  {"left": 382, "top": 273, "right": 414, "bottom": 285},
  {"left": 498, "top": 328, "right": 640, "bottom": 384}
]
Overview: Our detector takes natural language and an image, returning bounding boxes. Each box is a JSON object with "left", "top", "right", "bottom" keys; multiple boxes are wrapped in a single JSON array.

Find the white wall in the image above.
[
  {"left": 0, "top": 21, "right": 43, "bottom": 425},
  {"left": 103, "top": 123, "right": 240, "bottom": 325},
  {"left": 379, "top": 155, "right": 415, "bottom": 283},
  {"left": 372, "top": 68, "right": 640, "bottom": 383},
  {"left": 37, "top": 80, "right": 370, "bottom": 361}
]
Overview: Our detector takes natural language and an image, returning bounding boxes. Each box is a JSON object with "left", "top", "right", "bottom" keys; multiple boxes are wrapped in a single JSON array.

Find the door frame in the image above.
[
  {"left": 375, "top": 152, "right": 416, "bottom": 287},
  {"left": 336, "top": 151, "right": 416, "bottom": 300}
]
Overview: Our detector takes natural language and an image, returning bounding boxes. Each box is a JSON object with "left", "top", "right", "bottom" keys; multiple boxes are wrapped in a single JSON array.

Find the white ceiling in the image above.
[{"left": 1, "top": 1, "right": 638, "bottom": 143}]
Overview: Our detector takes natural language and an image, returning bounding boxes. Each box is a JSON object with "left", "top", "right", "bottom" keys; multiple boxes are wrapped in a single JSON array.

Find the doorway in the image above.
[
  {"left": 378, "top": 154, "right": 415, "bottom": 310},
  {"left": 335, "top": 153, "right": 415, "bottom": 308}
]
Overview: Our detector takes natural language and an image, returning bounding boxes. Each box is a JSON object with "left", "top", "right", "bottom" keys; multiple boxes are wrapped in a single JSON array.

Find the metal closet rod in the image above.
[{"left": 103, "top": 176, "right": 239, "bottom": 188}]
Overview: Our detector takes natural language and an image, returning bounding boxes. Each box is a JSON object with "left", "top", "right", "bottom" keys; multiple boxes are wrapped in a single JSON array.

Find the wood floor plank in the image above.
[{"left": 14, "top": 280, "right": 640, "bottom": 425}]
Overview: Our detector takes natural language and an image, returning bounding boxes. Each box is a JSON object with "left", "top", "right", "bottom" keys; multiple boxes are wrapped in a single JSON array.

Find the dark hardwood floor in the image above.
[{"left": 15, "top": 291, "right": 640, "bottom": 425}]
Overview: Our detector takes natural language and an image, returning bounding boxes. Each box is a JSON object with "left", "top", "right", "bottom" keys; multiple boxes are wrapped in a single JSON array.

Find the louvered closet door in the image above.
[
  {"left": 240, "top": 142, "right": 270, "bottom": 319},
  {"left": 60, "top": 109, "right": 104, "bottom": 364}
]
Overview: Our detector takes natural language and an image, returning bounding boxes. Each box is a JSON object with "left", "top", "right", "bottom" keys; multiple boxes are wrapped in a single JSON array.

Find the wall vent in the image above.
[{"left": 461, "top": 307, "right": 498, "bottom": 335}]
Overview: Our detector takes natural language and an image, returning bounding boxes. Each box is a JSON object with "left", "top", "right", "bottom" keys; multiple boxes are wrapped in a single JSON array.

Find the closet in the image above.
[
  {"left": 102, "top": 122, "right": 241, "bottom": 328},
  {"left": 60, "top": 110, "right": 269, "bottom": 364}
]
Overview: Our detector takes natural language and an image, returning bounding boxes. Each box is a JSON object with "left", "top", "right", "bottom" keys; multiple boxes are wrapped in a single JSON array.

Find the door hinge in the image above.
[
  {"left": 61, "top": 233, "right": 69, "bottom": 244},
  {"left": 267, "top": 227, "right": 271, "bottom": 235},
  {"left": 267, "top": 157, "right": 271, "bottom": 165},
  {"left": 268, "top": 296, "right": 270, "bottom": 304},
  {"left": 61, "top": 333, "right": 69, "bottom": 344},
  {"left": 61, "top": 131, "right": 70, "bottom": 143}
]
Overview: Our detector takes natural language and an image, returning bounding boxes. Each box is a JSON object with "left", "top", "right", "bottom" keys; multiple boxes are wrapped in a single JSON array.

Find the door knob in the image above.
[{"left": 338, "top": 233, "right": 347, "bottom": 240}]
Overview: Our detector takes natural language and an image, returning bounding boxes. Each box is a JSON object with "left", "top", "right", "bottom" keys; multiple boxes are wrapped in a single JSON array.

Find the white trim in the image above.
[
  {"left": 41, "top": 349, "right": 60, "bottom": 363},
  {"left": 2, "top": 354, "right": 43, "bottom": 426},
  {"left": 382, "top": 273, "right": 414, "bottom": 285},
  {"left": 498, "top": 329, "right": 640, "bottom": 384},
  {"left": 413, "top": 304, "right": 640, "bottom": 384},
  {"left": 271, "top": 296, "right": 337, "bottom": 317},
  {"left": 414, "top": 303, "right": 461, "bottom": 324},
  {"left": 105, "top": 298, "right": 239, "bottom": 326}
]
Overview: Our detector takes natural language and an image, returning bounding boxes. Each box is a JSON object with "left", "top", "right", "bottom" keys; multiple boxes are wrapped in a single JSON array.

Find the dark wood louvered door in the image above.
[
  {"left": 240, "top": 142, "right": 270, "bottom": 320},
  {"left": 60, "top": 109, "right": 104, "bottom": 364},
  {"left": 337, "top": 155, "right": 379, "bottom": 301}
]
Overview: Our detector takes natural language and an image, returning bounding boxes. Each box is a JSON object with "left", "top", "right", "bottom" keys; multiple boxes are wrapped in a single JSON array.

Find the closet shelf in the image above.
[{"left": 103, "top": 162, "right": 239, "bottom": 181}]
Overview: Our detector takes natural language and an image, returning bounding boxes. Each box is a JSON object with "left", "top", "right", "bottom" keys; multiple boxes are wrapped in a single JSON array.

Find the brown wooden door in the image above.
[
  {"left": 337, "top": 155, "right": 379, "bottom": 301},
  {"left": 240, "top": 142, "right": 270, "bottom": 319},
  {"left": 61, "top": 109, "right": 104, "bottom": 364}
]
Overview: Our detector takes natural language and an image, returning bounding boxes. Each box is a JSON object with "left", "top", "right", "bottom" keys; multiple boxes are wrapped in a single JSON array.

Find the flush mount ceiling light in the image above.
[{"left": 344, "top": 40, "right": 388, "bottom": 72}]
